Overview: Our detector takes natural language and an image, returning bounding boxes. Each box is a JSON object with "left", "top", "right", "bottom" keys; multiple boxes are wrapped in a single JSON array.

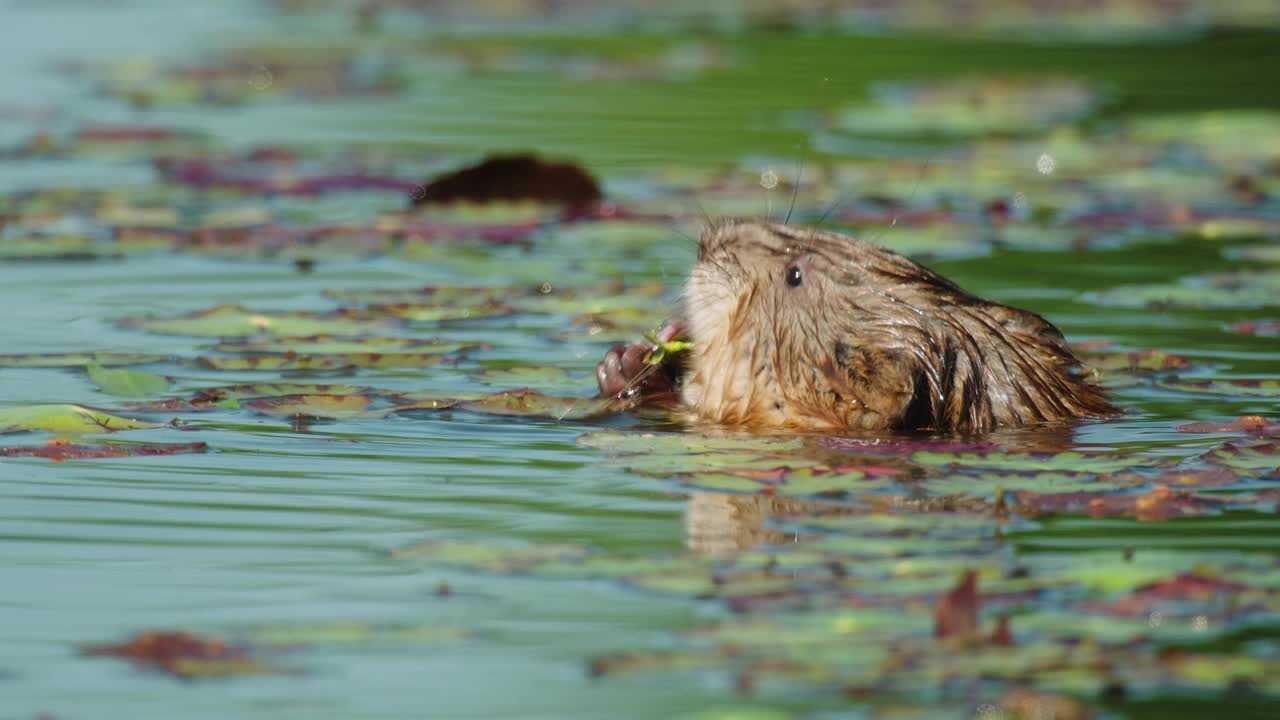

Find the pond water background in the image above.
[{"left": 2, "top": 1, "right": 1279, "bottom": 719}]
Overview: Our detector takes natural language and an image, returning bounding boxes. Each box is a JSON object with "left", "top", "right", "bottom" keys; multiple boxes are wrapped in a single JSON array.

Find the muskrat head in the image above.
[{"left": 682, "top": 219, "right": 1115, "bottom": 432}]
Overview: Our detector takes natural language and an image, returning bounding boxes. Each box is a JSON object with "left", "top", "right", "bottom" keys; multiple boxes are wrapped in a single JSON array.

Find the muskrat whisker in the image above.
[
  {"left": 868, "top": 158, "right": 932, "bottom": 248},
  {"left": 783, "top": 154, "right": 804, "bottom": 226}
]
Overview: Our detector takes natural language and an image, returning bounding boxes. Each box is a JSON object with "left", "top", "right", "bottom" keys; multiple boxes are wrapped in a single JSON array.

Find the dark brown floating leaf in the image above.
[
  {"left": 410, "top": 154, "right": 602, "bottom": 211},
  {"left": 81, "top": 630, "right": 273, "bottom": 679},
  {"left": 0, "top": 440, "right": 208, "bottom": 462},
  {"left": 934, "top": 570, "right": 978, "bottom": 640}
]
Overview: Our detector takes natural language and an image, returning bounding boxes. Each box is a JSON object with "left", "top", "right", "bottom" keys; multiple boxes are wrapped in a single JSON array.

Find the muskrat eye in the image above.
[{"left": 785, "top": 265, "right": 803, "bottom": 287}]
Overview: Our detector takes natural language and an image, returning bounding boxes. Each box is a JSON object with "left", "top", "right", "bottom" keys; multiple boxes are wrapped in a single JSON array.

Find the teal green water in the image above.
[{"left": 2, "top": 2, "right": 1279, "bottom": 719}]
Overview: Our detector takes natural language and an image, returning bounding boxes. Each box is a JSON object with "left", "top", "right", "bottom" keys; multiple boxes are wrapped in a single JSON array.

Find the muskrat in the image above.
[{"left": 597, "top": 219, "right": 1116, "bottom": 433}]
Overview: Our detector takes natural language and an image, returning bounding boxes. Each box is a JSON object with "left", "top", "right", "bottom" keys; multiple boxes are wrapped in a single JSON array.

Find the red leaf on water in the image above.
[
  {"left": 81, "top": 630, "right": 272, "bottom": 678},
  {"left": 934, "top": 570, "right": 978, "bottom": 640},
  {"left": 1228, "top": 319, "right": 1280, "bottom": 337},
  {"left": 990, "top": 615, "right": 1014, "bottom": 647}
]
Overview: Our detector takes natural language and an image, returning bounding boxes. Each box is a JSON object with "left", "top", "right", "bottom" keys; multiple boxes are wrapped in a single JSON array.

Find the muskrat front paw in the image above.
[{"left": 595, "top": 321, "right": 687, "bottom": 400}]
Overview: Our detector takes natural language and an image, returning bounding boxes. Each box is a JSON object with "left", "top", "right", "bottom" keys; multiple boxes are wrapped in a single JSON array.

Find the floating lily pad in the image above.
[
  {"left": 834, "top": 77, "right": 1099, "bottom": 137},
  {"left": 193, "top": 353, "right": 451, "bottom": 371},
  {"left": 912, "top": 451, "right": 1139, "bottom": 474},
  {"left": 0, "top": 352, "right": 168, "bottom": 368},
  {"left": 242, "top": 394, "right": 374, "bottom": 419},
  {"left": 119, "top": 304, "right": 395, "bottom": 337},
  {"left": 1014, "top": 485, "right": 1238, "bottom": 520},
  {"left": 471, "top": 366, "right": 576, "bottom": 388},
  {"left": 680, "top": 465, "right": 893, "bottom": 498},
  {"left": 1076, "top": 348, "right": 1192, "bottom": 375},
  {"left": 0, "top": 234, "right": 99, "bottom": 260},
  {"left": 1178, "top": 416, "right": 1280, "bottom": 436},
  {"left": 369, "top": 302, "right": 515, "bottom": 323},
  {"left": 192, "top": 383, "right": 371, "bottom": 401},
  {"left": 0, "top": 439, "right": 207, "bottom": 462},
  {"left": 456, "top": 389, "right": 623, "bottom": 420},
  {"left": 920, "top": 471, "right": 1114, "bottom": 497},
  {"left": 1084, "top": 270, "right": 1280, "bottom": 310},
  {"left": 0, "top": 404, "right": 161, "bottom": 434},
  {"left": 87, "top": 364, "right": 169, "bottom": 397},
  {"left": 1200, "top": 441, "right": 1279, "bottom": 471},
  {"left": 323, "top": 285, "right": 508, "bottom": 306},
  {"left": 1155, "top": 378, "right": 1280, "bottom": 398},
  {"left": 390, "top": 539, "right": 588, "bottom": 571},
  {"left": 212, "top": 336, "right": 487, "bottom": 355},
  {"left": 246, "top": 622, "right": 467, "bottom": 646}
]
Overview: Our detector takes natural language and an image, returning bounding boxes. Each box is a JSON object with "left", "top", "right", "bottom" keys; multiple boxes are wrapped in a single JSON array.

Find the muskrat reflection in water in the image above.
[{"left": 598, "top": 219, "right": 1117, "bottom": 433}]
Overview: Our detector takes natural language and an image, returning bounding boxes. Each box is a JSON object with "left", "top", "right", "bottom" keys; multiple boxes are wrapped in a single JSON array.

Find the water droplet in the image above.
[
  {"left": 247, "top": 65, "right": 274, "bottom": 91},
  {"left": 760, "top": 169, "right": 779, "bottom": 190},
  {"left": 1036, "top": 153, "right": 1056, "bottom": 175}
]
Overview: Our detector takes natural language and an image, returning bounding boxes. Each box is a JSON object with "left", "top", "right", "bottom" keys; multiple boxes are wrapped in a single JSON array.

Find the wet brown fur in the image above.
[{"left": 681, "top": 219, "right": 1116, "bottom": 433}]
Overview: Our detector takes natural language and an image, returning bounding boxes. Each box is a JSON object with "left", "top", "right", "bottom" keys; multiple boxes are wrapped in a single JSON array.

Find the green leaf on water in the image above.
[
  {"left": 118, "top": 304, "right": 396, "bottom": 338},
  {"left": 241, "top": 394, "right": 374, "bottom": 419},
  {"left": 212, "top": 335, "right": 489, "bottom": 355},
  {"left": 0, "top": 352, "right": 168, "bottom": 368},
  {"left": 456, "top": 389, "right": 624, "bottom": 420},
  {"left": 370, "top": 301, "right": 514, "bottom": 323},
  {"left": 912, "top": 450, "right": 1140, "bottom": 474},
  {"left": 1156, "top": 378, "right": 1280, "bottom": 398},
  {"left": 247, "top": 622, "right": 467, "bottom": 646},
  {"left": 0, "top": 404, "right": 162, "bottom": 434},
  {"left": 471, "top": 366, "right": 577, "bottom": 388},
  {"left": 87, "top": 364, "right": 170, "bottom": 397},
  {"left": 193, "top": 353, "right": 451, "bottom": 371}
]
